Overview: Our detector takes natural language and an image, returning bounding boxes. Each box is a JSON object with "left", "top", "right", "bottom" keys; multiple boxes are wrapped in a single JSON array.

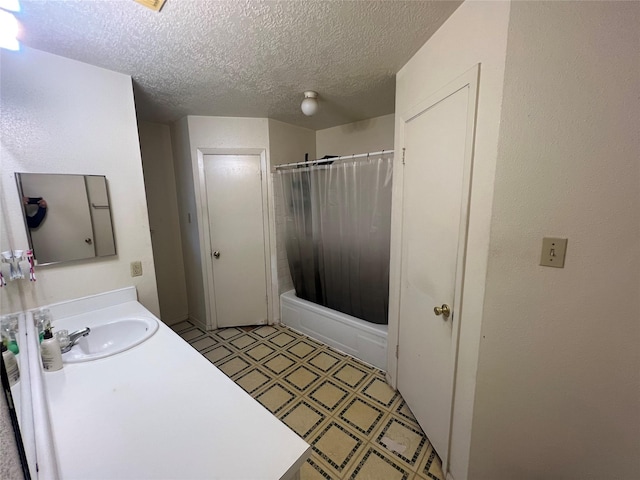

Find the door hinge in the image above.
[
  {"left": 395, "top": 344, "right": 399, "bottom": 359},
  {"left": 402, "top": 147, "right": 406, "bottom": 165}
]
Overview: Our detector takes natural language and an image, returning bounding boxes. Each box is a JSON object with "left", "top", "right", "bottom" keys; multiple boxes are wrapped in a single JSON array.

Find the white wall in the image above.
[
  {"left": 391, "top": 2, "right": 511, "bottom": 478},
  {"left": 268, "top": 119, "right": 316, "bottom": 303},
  {"left": 138, "top": 121, "right": 188, "bottom": 325},
  {"left": 170, "top": 116, "right": 271, "bottom": 328},
  {"left": 0, "top": 47, "right": 159, "bottom": 316},
  {"left": 469, "top": 2, "right": 640, "bottom": 479},
  {"left": 316, "top": 114, "right": 394, "bottom": 158}
]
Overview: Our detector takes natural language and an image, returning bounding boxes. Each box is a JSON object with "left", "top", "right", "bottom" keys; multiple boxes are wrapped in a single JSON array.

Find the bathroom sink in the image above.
[{"left": 61, "top": 317, "right": 158, "bottom": 363}]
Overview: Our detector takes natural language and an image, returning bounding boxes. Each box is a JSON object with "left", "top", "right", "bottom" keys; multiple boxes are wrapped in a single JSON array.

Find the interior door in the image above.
[
  {"left": 397, "top": 66, "right": 479, "bottom": 469},
  {"left": 204, "top": 154, "right": 268, "bottom": 328}
]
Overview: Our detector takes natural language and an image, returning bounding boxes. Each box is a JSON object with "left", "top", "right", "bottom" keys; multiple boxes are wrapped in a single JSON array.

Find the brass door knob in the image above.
[
  {"left": 213, "top": 251, "right": 220, "bottom": 258},
  {"left": 434, "top": 304, "right": 451, "bottom": 318}
]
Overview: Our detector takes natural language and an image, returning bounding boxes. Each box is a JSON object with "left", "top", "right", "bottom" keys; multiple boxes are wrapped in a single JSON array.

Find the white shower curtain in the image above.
[{"left": 279, "top": 153, "right": 393, "bottom": 325}]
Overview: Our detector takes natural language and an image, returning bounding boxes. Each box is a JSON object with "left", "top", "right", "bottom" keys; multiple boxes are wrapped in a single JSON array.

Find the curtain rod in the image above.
[{"left": 274, "top": 149, "right": 394, "bottom": 170}]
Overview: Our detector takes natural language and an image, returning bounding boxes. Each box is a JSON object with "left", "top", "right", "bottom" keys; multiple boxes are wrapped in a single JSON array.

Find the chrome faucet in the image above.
[{"left": 61, "top": 327, "right": 91, "bottom": 353}]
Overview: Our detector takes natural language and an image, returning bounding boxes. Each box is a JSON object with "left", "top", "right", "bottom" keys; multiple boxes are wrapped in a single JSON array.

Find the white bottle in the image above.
[
  {"left": 2, "top": 343, "right": 20, "bottom": 386},
  {"left": 40, "top": 329, "right": 63, "bottom": 372}
]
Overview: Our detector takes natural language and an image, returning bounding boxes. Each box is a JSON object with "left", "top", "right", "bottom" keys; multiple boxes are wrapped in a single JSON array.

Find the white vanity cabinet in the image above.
[{"left": 22, "top": 287, "right": 310, "bottom": 479}]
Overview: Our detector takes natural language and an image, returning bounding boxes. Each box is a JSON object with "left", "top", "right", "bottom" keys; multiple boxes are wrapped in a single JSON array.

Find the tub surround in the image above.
[
  {"left": 281, "top": 290, "right": 387, "bottom": 371},
  {"left": 20, "top": 287, "right": 310, "bottom": 479}
]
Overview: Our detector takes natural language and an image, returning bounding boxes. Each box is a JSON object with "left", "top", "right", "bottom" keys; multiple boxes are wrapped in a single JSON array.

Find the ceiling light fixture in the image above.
[
  {"left": 0, "top": 0, "right": 19, "bottom": 12},
  {"left": 301, "top": 91, "right": 319, "bottom": 116},
  {"left": 134, "top": 0, "right": 167, "bottom": 12},
  {"left": 0, "top": 7, "right": 20, "bottom": 51}
]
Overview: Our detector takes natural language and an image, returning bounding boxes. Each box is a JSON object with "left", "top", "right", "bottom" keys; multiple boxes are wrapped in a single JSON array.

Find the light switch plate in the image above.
[{"left": 540, "top": 238, "right": 568, "bottom": 268}]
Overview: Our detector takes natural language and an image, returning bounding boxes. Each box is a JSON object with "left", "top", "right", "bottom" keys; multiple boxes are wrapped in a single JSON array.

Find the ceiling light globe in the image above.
[
  {"left": 301, "top": 98, "right": 318, "bottom": 116},
  {"left": 301, "top": 91, "right": 319, "bottom": 116}
]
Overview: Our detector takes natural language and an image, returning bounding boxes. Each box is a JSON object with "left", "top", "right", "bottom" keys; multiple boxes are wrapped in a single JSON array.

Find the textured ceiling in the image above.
[{"left": 17, "top": 0, "right": 462, "bottom": 130}]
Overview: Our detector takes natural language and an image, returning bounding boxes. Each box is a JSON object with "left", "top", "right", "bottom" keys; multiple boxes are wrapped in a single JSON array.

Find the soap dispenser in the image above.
[
  {"left": 2, "top": 343, "right": 20, "bottom": 386},
  {"left": 40, "top": 328, "right": 63, "bottom": 372}
]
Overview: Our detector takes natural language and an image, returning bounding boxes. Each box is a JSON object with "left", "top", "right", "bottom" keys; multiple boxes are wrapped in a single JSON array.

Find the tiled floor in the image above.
[{"left": 171, "top": 321, "right": 444, "bottom": 480}]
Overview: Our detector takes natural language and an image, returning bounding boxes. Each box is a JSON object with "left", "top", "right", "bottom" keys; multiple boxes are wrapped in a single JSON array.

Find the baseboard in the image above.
[
  {"left": 188, "top": 314, "right": 207, "bottom": 331},
  {"left": 162, "top": 314, "right": 190, "bottom": 326}
]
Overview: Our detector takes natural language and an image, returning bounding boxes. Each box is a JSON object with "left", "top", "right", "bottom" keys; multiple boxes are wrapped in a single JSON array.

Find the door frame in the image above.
[
  {"left": 195, "top": 148, "right": 274, "bottom": 330},
  {"left": 389, "top": 64, "right": 480, "bottom": 470}
]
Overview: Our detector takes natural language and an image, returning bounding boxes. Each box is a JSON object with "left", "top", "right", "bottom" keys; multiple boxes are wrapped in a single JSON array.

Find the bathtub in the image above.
[{"left": 280, "top": 290, "right": 387, "bottom": 371}]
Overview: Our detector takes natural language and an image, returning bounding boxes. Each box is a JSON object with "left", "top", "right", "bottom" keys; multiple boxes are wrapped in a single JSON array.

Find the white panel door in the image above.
[
  {"left": 204, "top": 154, "right": 268, "bottom": 328},
  {"left": 397, "top": 67, "right": 479, "bottom": 469}
]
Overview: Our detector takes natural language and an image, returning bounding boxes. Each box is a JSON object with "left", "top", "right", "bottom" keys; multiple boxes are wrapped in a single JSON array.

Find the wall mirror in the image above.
[{"left": 15, "top": 173, "right": 116, "bottom": 266}]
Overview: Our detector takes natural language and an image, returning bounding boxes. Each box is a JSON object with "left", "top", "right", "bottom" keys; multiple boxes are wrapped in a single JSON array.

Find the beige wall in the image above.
[
  {"left": 269, "top": 119, "right": 316, "bottom": 168},
  {"left": 170, "top": 116, "right": 271, "bottom": 328},
  {"left": 316, "top": 114, "right": 394, "bottom": 158},
  {"left": 391, "top": 2, "right": 511, "bottom": 477},
  {"left": 0, "top": 47, "right": 159, "bottom": 316},
  {"left": 469, "top": 2, "right": 640, "bottom": 479},
  {"left": 169, "top": 117, "right": 205, "bottom": 327},
  {"left": 139, "top": 121, "right": 188, "bottom": 325}
]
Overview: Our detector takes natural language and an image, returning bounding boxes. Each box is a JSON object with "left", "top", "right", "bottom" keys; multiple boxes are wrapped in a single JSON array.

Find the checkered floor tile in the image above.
[{"left": 172, "top": 321, "right": 444, "bottom": 480}]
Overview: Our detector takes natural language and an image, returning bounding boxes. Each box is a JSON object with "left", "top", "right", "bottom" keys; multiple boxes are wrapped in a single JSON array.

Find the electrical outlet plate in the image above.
[
  {"left": 130, "top": 261, "right": 143, "bottom": 277},
  {"left": 540, "top": 238, "right": 567, "bottom": 268}
]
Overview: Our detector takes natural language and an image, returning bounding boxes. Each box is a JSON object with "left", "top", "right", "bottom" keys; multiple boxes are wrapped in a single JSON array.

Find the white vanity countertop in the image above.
[{"left": 43, "top": 301, "right": 310, "bottom": 479}]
